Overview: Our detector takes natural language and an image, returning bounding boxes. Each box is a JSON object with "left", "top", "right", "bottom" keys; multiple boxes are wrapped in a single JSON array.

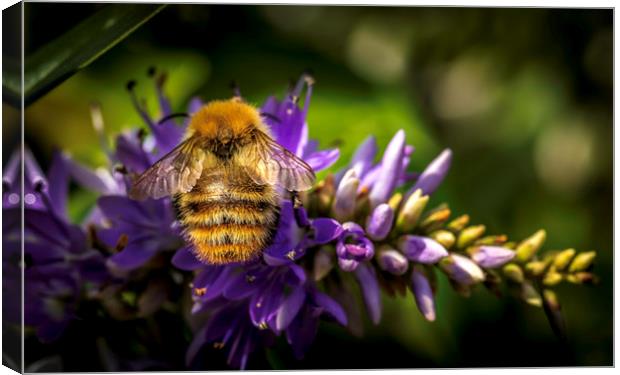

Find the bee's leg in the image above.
[{"left": 290, "top": 190, "right": 310, "bottom": 228}]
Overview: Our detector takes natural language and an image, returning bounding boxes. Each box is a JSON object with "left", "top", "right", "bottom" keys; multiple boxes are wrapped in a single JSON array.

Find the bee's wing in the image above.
[
  {"left": 240, "top": 130, "right": 316, "bottom": 191},
  {"left": 129, "top": 136, "right": 207, "bottom": 200}
]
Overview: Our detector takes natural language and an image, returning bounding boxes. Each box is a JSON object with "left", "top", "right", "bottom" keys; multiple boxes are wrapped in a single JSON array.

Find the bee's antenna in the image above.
[
  {"left": 230, "top": 80, "right": 242, "bottom": 101},
  {"left": 260, "top": 112, "right": 281, "bottom": 124},
  {"left": 159, "top": 113, "right": 190, "bottom": 124}
]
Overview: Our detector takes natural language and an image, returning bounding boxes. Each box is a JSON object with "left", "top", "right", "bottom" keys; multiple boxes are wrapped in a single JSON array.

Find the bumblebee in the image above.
[{"left": 129, "top": 98, "right": 315, "bottom": 264}]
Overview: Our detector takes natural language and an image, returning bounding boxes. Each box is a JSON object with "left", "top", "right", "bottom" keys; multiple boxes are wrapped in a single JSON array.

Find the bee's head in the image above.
[{"left": 188, "top": 99, "right": 269, "bottom": 140}]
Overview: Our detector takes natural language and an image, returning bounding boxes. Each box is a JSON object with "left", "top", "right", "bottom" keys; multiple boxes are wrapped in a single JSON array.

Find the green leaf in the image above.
[{"left": 3, "top": 4, "right": 165, "bottom": 107}]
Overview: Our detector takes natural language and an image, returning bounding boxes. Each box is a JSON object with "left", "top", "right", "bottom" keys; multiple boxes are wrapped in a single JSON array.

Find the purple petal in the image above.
[
  {"left": 472, "top": 246, "right": 516, "bottom": 268},
  {"left": 338, "top": 257, "right": 359, "bottom": 272},
  {"left": 107, "top": 243, "right": 156, "bottom": 271},
  {"left": 408, "top": 149, "right": 452, "bottom": 196},
  {"left": 46, "top": 151, "right": 69, "bottom": 218},
  {"left": 311, "top": 218, "right": 343, "bottom": 244},
  {"left": 354, "top": 262, "right": 381, "bottom": 324},
  {"left": 304, "top": 149, "right": 340, "bottom": 172},
  {"left": 24, "top": 147, "right": 47, "bottom": 191},
  {"left": 397, "top": 235, "right": 448, "bottom": 264},
  {"left": 115, "top": 132, "right": 152, "bottom": 173},
  {"left": 335, "top": 136, "right": 378, "bottom": 185},
  {"left": 312, "top": 291, "right": 347, "bottom": 326},
  {"left": 188, "top": 97, "right": 204, "bottom": 114},
  {"left": 286, "top": 306, "right": 319, "bottom": 359},
  {"left": 185, "top": 324, "right": 208, "bottom": 366},
  {"left": 365, "top": 203, "right": 394, "bottom": 241},
  {"left": 275, "top": 288, "right": 306, "bottom": 331},
  {"left": 411, "top": 267, "right": 436, "bottom": 321},
  {"left": 369, "top": 130, "right": 406, "bottom": 208},
  {"left": 171, "top": 246, "right": 204, "bottom": 271},
  {"left": 2, "top": 148, "right": 20, "bottom": 189},
  {"left": 223, "top": 270, "right": 263, "bottom": 300}
]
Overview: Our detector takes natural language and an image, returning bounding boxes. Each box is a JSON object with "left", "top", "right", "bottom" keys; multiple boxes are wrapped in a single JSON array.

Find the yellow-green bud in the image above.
[
  {"left": 456, "top": 225, "right": 486, "bottom": 249},
  {"left": 395, "top": 189, "right": 429, "bottom": 233},
  {"left": 447, "top": 214, "right": 470, "bottom": 232},
  {"left": 420, "top": 206, "right": 451, "bottom": 232},
  {"left": 502, "top": 263, "right": 524, "bottom": 283},
  {"left": 543, "top": 270, "right": 563, "bottom": 286},
  {"left": 542, "top": 289, "right": 560, "bottom": 310},
  {"left": 475, "top": 234, "right": 508, "bottom": 246},
  {"left": 525, "top": 260, "right": 548, "bottom": 277},
  {"left": 552, "top": 248, "right": 576, "bottom": 271},
  {"left": 521, "top": 282, "right": 542, "bottom": 307},
  {"left": 515, "top": 229, "right": 546, "bottom": 262},
  {"left": 568, "top": 251, "right": 596, "bottom": 273},
  {"left": 388, "top": 192, "right": 403, "bottom": 212},
  {"left": 565, "top": 272, "right": 598, "bottom": 285},
  {"left": 429, "top": 230, "right": 455, "bottom": 249}
]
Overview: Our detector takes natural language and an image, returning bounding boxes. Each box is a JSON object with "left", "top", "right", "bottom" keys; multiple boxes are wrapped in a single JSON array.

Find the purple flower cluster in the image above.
[
  {"left": 6, "top": 71, "right": 597, "bottom": 370},
  {"left": 3, "top": 148, "right": 108, "bottom": 342}
]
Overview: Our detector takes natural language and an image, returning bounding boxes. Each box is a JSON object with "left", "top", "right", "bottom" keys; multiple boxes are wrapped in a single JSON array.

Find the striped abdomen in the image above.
[{"left": 176, "top": 167, "right": 280, "bottom": 264}]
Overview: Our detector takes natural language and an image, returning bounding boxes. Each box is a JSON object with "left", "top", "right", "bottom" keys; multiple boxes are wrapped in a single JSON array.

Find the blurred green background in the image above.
[{"left": 12, "top": 3, "right": 612, "bottom": 368}]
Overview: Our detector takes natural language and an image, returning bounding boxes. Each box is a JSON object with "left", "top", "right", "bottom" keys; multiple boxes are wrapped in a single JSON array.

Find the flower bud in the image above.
[
  {"left": 552, "top": 248, "right": 576, "bottom": 271},
  {"left": 396, "top": 189, "right": 429, "bottom": 233},
  {"left": 470, "top": 246, "right": 515, "bottom": 268},
  {"left": 475, "top": 234, "right": 508, "bottom": 246},
  {"left": 521, "top": 281, "right": 542, "bottom": 307},
  {"left": 456, "top": 225, "right": 486, "bottom": 249},
  {"left": 542, "top": 289, "right": 566, "bottom": 340},
  {"left": 376, "top": 246, "right": 408, "bottom": 276},
  {"left": 565, "top": 272, "right": 598, "bottom": 285},
  {"left": 568, "top": 251, "right": 596, "bottom": 272},
  {"left": 313, "top": 247, "right": 335, "bottom": 281},
  {"left": 429, "top": 230, "right": 455, "bottom": 249},
  {"left": 370, "top": 130, "right": 406, "bottom": 209},
  {"left": 502, "top": 263, "right": 524, "bottom": 283},
  {"left": 388, "top": 192, "right": 403, "bottom": 212},
  {"left": 332, "top": 169, "right": 359, "bottom": 222},
  {"left": 542, "top": 270, "right": 563, "bottom": 286},
  {"left": 525, "top": 260, "right": 549, "bottom": 277},
  {"left": 407, "top": 148, "right": 452, "bottom": 196},
  {"left": 447, "top": 214, "right": 469, "bottom": 232},
  {"left": 515, "top": 229, "right": 546, "bottom": 263},
  {"left": 410, "top": 266, "right": 436, "bottom": 321},
  {"left": 419, "top": 206, "right": 451, "bottom": 232},
  {"left": 439, "top": 254, "right": 485, "bottom": 286},
  {"left": 365, "top": 203, "right": 394, "bottom": 241},
  {"left": 397, "top": 235, "right": 448, "bottom": 264}
]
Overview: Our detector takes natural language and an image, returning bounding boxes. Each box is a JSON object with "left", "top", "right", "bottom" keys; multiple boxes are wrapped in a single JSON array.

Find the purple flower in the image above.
[
  {"left": 397, "top": 235, "right": 448, "bottom": 264},
  {"left": 471, "top": 246, "right": 516, "bottom": 268},
  {"left": 98, "top": 195, "right": 181, "bottom": 272},
  {"left": 261, "top": 74, "right": 339, "bottom": 172},
  {"left": 336, "top": 222, "right": 375, "bottom": 272},
  {"left": 3, "top": 148, "right": 108, "bottom": 342}
]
